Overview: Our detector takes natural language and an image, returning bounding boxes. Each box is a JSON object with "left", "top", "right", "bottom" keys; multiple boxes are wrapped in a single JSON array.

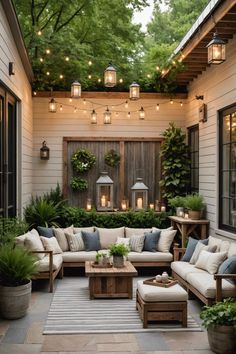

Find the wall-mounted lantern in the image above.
[
  {"left": 131, "top": 178, "right": 148, "bottom": 210},
  {"left": 96, "top": 172, "right": 114, "bottom": 211},
  {"left": 9, "top": 62, "right": 15, "bottom": 75},
  {"left": 40, "top": 141, "right": 50, "bottom": 160},
  {"left": 207, "top": 32, "right": 226, "bottom": 65}
]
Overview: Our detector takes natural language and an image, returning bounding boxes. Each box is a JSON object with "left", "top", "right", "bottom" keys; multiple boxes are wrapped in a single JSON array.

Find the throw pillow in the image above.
[
  {"left": 73, "top": 226, "right": 94, "bottom": 234},
  {"left": 65, "top": 232, "right": 85, "bottom": 252},
  {"left": 156, "top": 230, "right": 177, "bottom": 253},
  {"left": 37, "top": 226, "right": 54, "bottom": 238},
  {"left": 130, "top": 234, "right": 145, "bottom": 253},
  {"left": 143, "top": 231, "right": 160, "bottom": 252},
  {"left": 152, "top": 226, "right": 173, "bottom": 232},
  {"left": 228, "top": 243, "right": 236, "bottom": 258},
  {"left": 53, "top": 226, "right": 73, "bottom": 251},
  {"left": 195, "top": 250, "right": 227, "bottom": 274},
  {"left": 208, "top": 235, "right": 223, "bottom": 252},
  {"left": 81, "top": 230, "right": 101, "bottom": 251},
  {"left": 218, "top": 255, "right": 236, "bottom": 284},
  {"left": 189, "top": 242, "right": 209, "bottom": 264},
  {"left": 182, "top": 237, "right": 209, "bottom": 262},
  {"left": 125, "top": 227, "right": 152, "bottom": 238},
  {"left": 40, "top": 236, "right": 63, "bottom": 254},
  {"left": 116, "top": 237, "right": 130, "bottom": 247},
  {"left": 24, "top": 229, "right": 45, "bottom": 259},
  {"left": 96, "top": 227, "right": 125, "bottom": 249}
]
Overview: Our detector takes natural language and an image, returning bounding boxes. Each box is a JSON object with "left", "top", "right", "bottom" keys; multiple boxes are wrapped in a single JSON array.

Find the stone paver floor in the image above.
[{"left": 0, "top": 276, "right": 214, "bottom": 354}]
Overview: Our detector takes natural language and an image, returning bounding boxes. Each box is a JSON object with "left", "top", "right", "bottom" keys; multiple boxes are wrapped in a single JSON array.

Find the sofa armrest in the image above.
[
  {"left": 214, "top": 273, "right": 236, "bottom": 302},
  {"left": 173, "top": 246, "right": 186, "bottom": 261},
  {"left": 32, "top": 250, "right": 53, "bottom": 274}
]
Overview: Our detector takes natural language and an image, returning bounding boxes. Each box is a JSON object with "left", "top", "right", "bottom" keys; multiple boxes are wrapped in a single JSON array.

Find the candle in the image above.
[
  {"left": 121, "top": 201, "right": 127, "bottom": 211},
  {"left": 101, "top": 195, "right": 106, "bottom": 207},
  {"left": 161, "top": 206, "right": 166, "bottom": 212},
  {"left": 107, "top": 200, "right": 111, "bottom": 207},
  {"left": 184, "top": 213, "right": 189, "bottom": 219},
  {"left": 149, "top": 203, "right": 154, "bottom": 210},
  {"left": 179, "top": 210, "right": 184, "bottom": 217},
  {"left": 137, "top": 197, "right": 143, "bottom": 209}
]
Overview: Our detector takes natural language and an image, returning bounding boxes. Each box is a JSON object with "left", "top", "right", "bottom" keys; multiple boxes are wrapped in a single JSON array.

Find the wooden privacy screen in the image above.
[{"left": 63, "top": 137, "right": 162, "bottom": 208}]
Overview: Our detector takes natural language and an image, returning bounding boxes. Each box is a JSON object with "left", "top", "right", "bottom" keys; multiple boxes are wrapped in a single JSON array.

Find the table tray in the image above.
[
  {"left": 143, "top": 277, "right": 178, "bottom": 288},
  {"left": 91, "top": 262, "right": 113, "bottom": 268}
]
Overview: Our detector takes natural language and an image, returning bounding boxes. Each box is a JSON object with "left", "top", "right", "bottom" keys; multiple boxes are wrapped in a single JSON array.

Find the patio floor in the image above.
[{"left": 0, "top": 276, "right": 214, "bottom": 354}]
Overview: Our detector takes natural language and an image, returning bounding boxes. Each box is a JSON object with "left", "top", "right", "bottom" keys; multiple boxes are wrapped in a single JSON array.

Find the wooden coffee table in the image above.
[{"left": 85, "top": 261, "right": 137, "bottom": 299}]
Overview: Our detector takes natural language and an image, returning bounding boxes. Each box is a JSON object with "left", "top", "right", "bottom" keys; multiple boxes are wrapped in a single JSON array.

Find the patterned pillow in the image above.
[
  {"left": 116, "top": 237, "right": 130, "bottom": 247},
  {"left": 65, "top": 232, "right": 85, "bottom": 252},
  {"left": 130, "top": 235, "right": 145, "bottom": 253},
  {"left": 40, "top": 236, "right": 63, "bottom": 254},
  {"left": 53, "top": 226, "right": 73, "bottom": 251}
]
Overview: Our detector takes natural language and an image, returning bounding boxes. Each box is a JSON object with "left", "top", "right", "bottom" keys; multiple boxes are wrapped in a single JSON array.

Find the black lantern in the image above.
[
  {"left": 207, "top": 32, "right": 226, "bottom": 65},
  {"left": 104, "top": 63, "right": 117, "bottom": 87},
  {"left": 40, "top": 141, "right": 50, "bottom": 160},
  {"left": 129, "top": 82, "right": 140, "bottom": 100},
  {"left": 48, "top": 98, "right": 56, "bottom": 113},
  {"left": 71, "top": 81, "right": 81, "bottom": 98}
]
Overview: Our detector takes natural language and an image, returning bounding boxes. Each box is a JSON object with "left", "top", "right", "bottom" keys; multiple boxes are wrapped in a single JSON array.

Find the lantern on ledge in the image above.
[
  {"left": 48, "top": 98, "right": 56, "bottom": 113},
  {"left": 71, "top": 81, "right": 81, "bottom": 98},
  {"left": 96, "top": 172, "right": 114, "bottom": 211},
  {"left": 40, "top": 141, "right": 50, "bottom": 160},
  {"left": 129, "top": 82, "right": 140, "bottom": 100},
  {"left": 131, "top": 178, "right": 148, "bottom": 211},
  {"left": 207, "top": 32, "right": 226, "bottom": 65},
  {"left": 104, "top": 63, "right": 116, "bottom": 87}
]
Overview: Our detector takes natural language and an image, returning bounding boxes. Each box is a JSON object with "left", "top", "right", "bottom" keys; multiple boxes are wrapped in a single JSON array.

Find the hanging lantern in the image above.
[
  {"left": 71, "top": 81, "right": 81, "bottom": 98},
  {"left": 91, "top": 109, "right": 97, "bottom": 124},
  {"left": 40, "top": 141, "right": 50, "bottom": 160},
  {"left": 207, "top": 32, "right": 226, "bottom": 65},
  {"left": 104, "top": 63, "right": 116, "bottom": 87},
  {"left": 139, "top": 107, "right": 145, "bottom": 120},
  {"left": 48, "top": 98, "right": 56, "bottom": 113},
  {"left": 129, "top": 82, "right": 140, "bottom": 100},
  {"left": 104, "top": 107, "right": 111, "bottom": 124}
]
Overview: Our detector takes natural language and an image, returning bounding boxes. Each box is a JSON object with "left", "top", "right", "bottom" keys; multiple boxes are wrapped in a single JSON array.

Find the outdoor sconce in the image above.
[
  {"left": 104, "top": 63, "right": 117, "bottom": 87},
  {"left": 91, "top": 109, "right": 97, "bottom": 124},
  {"left": 207, "top": 32, "right": 226, "bottom": 65},
  {"left": 9, "top": 62, "right": 15, "bottom": 75},
  {"left": 40, "top": 141, "right": 50, "bottom": 160},
  {"left": 129, "top": 82, "right": 140, "bottom": 100},
  {"left": 139, "top": 107, "right": 145, "bottom": 120},
  {"left": 71, "top": 81, "right": 81, "bottom": 98},
  {"left": 96, "top": 172, "right": 114, "bottom": 211},
  {"left": 104, "top": 107, "right": 111, "bottom": 124},
  {"left": 48, "top": 98, "right": 56, "bottom": 113},
  {"left": 131, "top": 178, "right": 148, "bottom": 211}
]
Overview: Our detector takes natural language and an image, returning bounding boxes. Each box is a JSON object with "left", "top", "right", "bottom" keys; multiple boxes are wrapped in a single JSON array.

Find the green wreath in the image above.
[
  {"left": 70, "top": 177, "right": 88, "bottom": 191},
  {"left": 104, "top": 149, "right": 120, "bottom": 167},
  {"left": 71, "top": 149, "right": 96, "bottom": 173}
]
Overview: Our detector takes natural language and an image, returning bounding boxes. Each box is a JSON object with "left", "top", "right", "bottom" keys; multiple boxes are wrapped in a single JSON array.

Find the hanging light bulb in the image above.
[
  {"left": 119, "top": 78, "right": 123, "bottom": 83},
  {"left": 88, "top": 60, "right": 92, "bottom": 66},
  {"left": 45, "top": 49, "right": 50, "bottom": 54},
  {"left": 71, "top": 81, "right": 81, "bottom": 98},
  {"left": 125, "top": 100, "right": 129, "bottom": 109},
  {"left": 48, "top": 98, "right": 56, "bottom": 113},
  {"left": 69, "top": 98, "right": 72, "bottom": 102},
  {"left": 59, "top": 104, "right": 63, "bottom": 111},
  {"left": 88, "top": 74, "right": 92, "bottom": 79},
  {"left": 46, "top": 71, "right": 50, "bottom": 76},
  {"left": 91, "top": 109, "right": 97, "bottom": 124},
  {"left": 59, "top": 74, "right": 64, "bottom": 79},
  {"left": 139, "top": 107, "right": 145, "bottom": 120},
  {"left": 74, "top": 107, "right": 77, "bottom": 113},
  {"left": 156, "top": 104, "right": 160, "bottom": 111},
  {"left": 170, "top": 99, "right": 173, "bottom": 104},
  {"left": 65, "top": 56, "right": 70, "bottom": 61},
  {"left": 37, "top": 30, "right": 42, "bottom": 36},
  {"left": 156, "top": 66, "right": 160, "bottom": 71},
  {"left": 129, "top": 82, "right": 140, "bottom": 100},
  {"left": 83, "top": 99, "right": 86, "bottom": 105},
  {"left": 180, "top": 102, "right": 183, "bottom": 107},
  {"left": 104, "top": 107, "right": 112, "bottom": 124},
  {"left": 104, "top": 63, "right": 117, "bottom": 87},
  {"left": 39, "top": 58, "right": 44, "bottom": 62},
  {"left": 207, "top": 32, "right": 226, "bottom": 64},
  {"left": 127, "top": 112, "right": 131, "bottom": 119}
]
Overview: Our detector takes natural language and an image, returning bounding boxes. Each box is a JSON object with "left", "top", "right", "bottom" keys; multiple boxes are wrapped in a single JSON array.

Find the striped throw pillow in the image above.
[
  {"left": 65, "top": 232, "right": 85, "bottom": 252},
  {"left": 130, "top": 234, "right": 145, "bottom": 253}
]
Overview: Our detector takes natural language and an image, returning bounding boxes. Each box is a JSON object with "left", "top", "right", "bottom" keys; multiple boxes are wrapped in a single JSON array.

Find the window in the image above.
[
  {"left": 219, "top": 105, "right": 236, "bottom": 233},
  {"left": 188, "top": 125, "right": 199, "bottom": 193}
]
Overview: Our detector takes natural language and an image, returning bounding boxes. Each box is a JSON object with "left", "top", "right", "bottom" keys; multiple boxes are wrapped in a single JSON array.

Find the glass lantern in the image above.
[
  {"left": 104, "top": 63, "right": 117, "bottom": 87},
  {"left": 96, "top": 172, "right": 114, "bottom": 211},
  {"left": 207, "top": 32, "right": 226, "bottom": 65},
  {"left": 71, "top": 81, "right": 81, "bottom": 98},
  {"left": 131, "top": 178, "right": 148, "bottom": 211},
  {"left": 129, "top": 82, "right": 140, "bottom": 100}
]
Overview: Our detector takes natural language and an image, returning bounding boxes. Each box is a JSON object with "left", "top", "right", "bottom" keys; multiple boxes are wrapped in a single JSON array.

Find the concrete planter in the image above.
[
  {"left": 113, "top": 255, "right": 124, "bottom": 268},
  {"left": 207, "top": 325, "right": 236, "bottom": 354},
  {"left": 0, "top": 280, "right": 32, "bottom": 319}
]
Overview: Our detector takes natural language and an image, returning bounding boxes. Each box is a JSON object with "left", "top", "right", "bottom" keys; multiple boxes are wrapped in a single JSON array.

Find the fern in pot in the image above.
[{"left": 184, "top": 193, "right": 205, "bottom": 220}]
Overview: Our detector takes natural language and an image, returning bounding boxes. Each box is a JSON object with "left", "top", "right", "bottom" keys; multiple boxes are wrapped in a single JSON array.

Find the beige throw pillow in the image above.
[
  {"left": 116, "top": 237, "right": 130, "bottom": 247},
  {"left": 130, "top": 235, "right": 145, "bottom": 253},
  {"left": 65, "top": 232, "right": 85, "bottom": 252},
  {"left": 195, "top": 250, "right": 227, "bottom": 274},
  {"left": 40, "top": 236, "right": 62, "bottom": 254},
  {"left": 208, "top": 236, "right": 223, "bottom": 252},
  {"left": 190, "top": 242, "right": 208, "bottom": 264},
  {"left": 53, "top": 226, "right": 73, "bottom": 251},
  {"left": 155, "top": 229, "right": 177, "bottom": 253},
  {"left": 95, "top": 227, "right": 125, "bottom": 249},
  {"left": 24, "top": 229, "right": 45, "bottom": 259},
  {"left": 73, "top": 226, "right": 94, "bottom": 234}
]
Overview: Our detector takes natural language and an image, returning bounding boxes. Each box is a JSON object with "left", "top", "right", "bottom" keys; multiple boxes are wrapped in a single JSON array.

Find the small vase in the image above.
[
  {"left": 102, "top": 256, "right": 110, "bottom": 267},
  {"left": 113, "top": 255, "right": 124, "bottom": 268}
]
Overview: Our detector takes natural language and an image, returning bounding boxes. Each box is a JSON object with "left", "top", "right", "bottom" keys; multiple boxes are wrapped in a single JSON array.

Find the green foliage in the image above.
[
  {"left": 70, "top": 177, "right": 88, "bottom": 191},
  {"left": 60, "top": 207, "right": 170, "bottom": 228},
  {"left": 185, "top": 193, "right": 204, "bottom": 211},
  {"left": 0, "top": 218, "right": 29, "bottom": 245},
  {"left": 104, "top": 149, "right": 120, "bottom": 167},
  {"left": 24, "top": 199, "right": 61, "bottom": 228},
  {"left": 160, "top": 122, "right": 190, "bottom": 200},
  {"left": 95, "top": 251, "right": 107, "bottom": 262},
  {"left": 109, "top": 243, "right": 129, "bottom": 257},
  {"left": 71, "top": 149, "right": 96, "bottom": 173},
  {"left": 168, "top": 196, "right": 186, "bottom": 208},
  {"left": 200, "top": 299, "right": 236, "bottom": 329},
  {"left": 0, "top": 245, "right": 38, "bottom": 286},
  {"left": 43, "top": 183, "right": 65, "bottom": 205}
]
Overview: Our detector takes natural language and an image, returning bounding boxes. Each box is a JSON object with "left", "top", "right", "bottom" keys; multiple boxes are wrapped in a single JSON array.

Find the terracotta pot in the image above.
[
  {"left": 207, "top": 325, "right": 236, "bottom": 354},
  {"left": 113, "top": 255, "right": 124, "bottom": 268},
  {"left": 188, "top": 210, "right": 201, "bottom": 220}
]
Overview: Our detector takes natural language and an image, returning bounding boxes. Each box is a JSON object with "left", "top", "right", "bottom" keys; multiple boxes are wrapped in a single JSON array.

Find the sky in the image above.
[{"left": 132, "top": 0, "right": 155, "bottom": 32}]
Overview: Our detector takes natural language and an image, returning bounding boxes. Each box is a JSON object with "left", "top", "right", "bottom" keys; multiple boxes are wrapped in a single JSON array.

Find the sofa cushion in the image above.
[
  {"left": 62, "top": 250, "right": 102, "bottom": 263},
  {"left": 53, "top": 226, "right": 73, "bottom": 251},
  {"left": 40, "top": 236, "right": 63, "bottom": 254},
  {"left": 24, "top": 229, "right": 45, "bottom": 259},
  {"left": 171, "top": 261, "right": 206, "bottom": 280},
  {"left": 186, "top": 272, "right": 236, "bottom": 299},
  {"left": 15, "top": 231, "right": 31, "bottom": 247},
  {"left": 208, "top": 236, "right": 230, "bottom": 253},
  {"left": 143, "top": 231, "right": 160, "bottom": 252},
  {"left": 182, "top": 237, "right": 208, "bottom": 262},
  {"left": 35, "top": 254, "right": 63, "bottom": 272},
  {"left": 73, "top": 226, "right": 94, "bottom": 234},
  {"left": 81, "top": 230, "right": 101, "bottom": 251},
  {"left": 130, "top": 235, "right": 145, "bottom": 253},
  {"left": 125, "top": 227, "right": 152, "bottom": 238},
  {"left": 137, "top": 280, "right": 188, "bottom": 302},
  {"left": 95, "top": 227, "right": 125, "bottom": 249},
  {"left": 156, "top": 229, "right": 177, "bottom": 253},
  {"left": 116, "top": 237, "right": 130, "bottom": 247},
  {"left": 195, "top": 250, "right": 227, "bottom": 274},
  {"left": 65, "top": 232, "right": 85, "bottom": 252},
  {"left": 37, "top": 226, "right": 54, "bottom": 238},
  {"left": 218, "top": 256, "right": 236, "bottom": 284},
  {"left": 190, "top": 242, "right": 212, "bottom": 264},
  {"left": 228, "top": 242, "right": 236, "bottom": 258},
  {"left": 127, "top": 251, "right": 172, "bottom": 262}
]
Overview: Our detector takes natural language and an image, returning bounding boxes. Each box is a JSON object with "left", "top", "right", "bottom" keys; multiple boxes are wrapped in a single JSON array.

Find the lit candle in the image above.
[
  {"left": 137, "top": 198, "right": 143, "bottom": 209},
  {"left": 149, "top": 203, "right": 154, "bottom": 210},
  {"left": 121, "top": 201, "right": 127, "bottom": 211},
  {"left": 101, "top": 195, "right": 106, "bottom": 207},
  {"left": 86, "top": 199, "right": 92, "bottom": 211},
  {"left": 184, "top": 213, "right": 189, "bottom": 219},
  {"left": 107, "top": 200, "right": 111, "bottom": 207},
  {"left": 161, "top": 206, "right": 166, "bottom": 212},
  {"left": 179, "top": 211, "right": 184, "bottom": 217}
]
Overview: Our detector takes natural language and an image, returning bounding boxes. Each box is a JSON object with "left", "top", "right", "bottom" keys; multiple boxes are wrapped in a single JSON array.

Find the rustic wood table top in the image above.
[{"left": 85, "top": 260, "right": 138, "bottom": 277}]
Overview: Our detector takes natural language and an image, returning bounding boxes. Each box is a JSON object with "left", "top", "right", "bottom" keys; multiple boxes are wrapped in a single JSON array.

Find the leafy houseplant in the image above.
[
  {"left": 185, "top": 193, "right": 205, "bottom": 220},
  {"left": 70, "top": 177, "right": 88, "bottom": 191},
  {"left": 200, "top": 299, "right": 236, "bottom": 354},
  {"left": 168, "top": 196, "right": 186, "bottom": 216},
  {"left": 0, "top": 245, "right": 38, "bottom": 319},
  {"left": 24, "top": 198, "right": 61, "bottom": 228},
  {"left": 109, "top": 243, "right": 129, "bottom": 268},
  {"left": 95, "top": 251, "right": 110, "bottom": 266}
]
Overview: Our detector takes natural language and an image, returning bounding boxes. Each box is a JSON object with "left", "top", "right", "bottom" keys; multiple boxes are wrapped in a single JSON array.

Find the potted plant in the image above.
[
  {"left": 109, "top": 243, "right": 129, "bottom": 268},
  {"left": 200, "top": 298, "right": 236, "bottom": 354},
  {"left": 95, "top": 251, "right": 110, "bottom": 266},
  {"left": 0, "top": 244, "right": 38, "bottom": 319},
  {"left": 168, "top": 196, "right": 186, "bottom": 217},
  {"left": 184, "top": 193, "right": 205, "bottom": 220}
]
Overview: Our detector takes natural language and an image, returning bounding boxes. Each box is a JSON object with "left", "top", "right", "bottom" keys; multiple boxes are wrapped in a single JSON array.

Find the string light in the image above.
[
  {"left": 161, "top": 69, "right": 165, "bottom": 75},
  {"left": 170, "top": 99, "right": 173, "bottom": 104},
  {"left": 88, "top": 60, "right": 92, "bottom": 66},
  {"left": 156, "top": 66, "right": 160, "bottom": 71},
  {"left": 104, "top": 107, "right": 111, "bottom": 124},
  {"left": 37, "top": 30, "right": 42, "bottom": 36},
  {"left": 91, "top": 109, "right": 97, "bottom": 124},
  {"left": 65, "top": 57, "right": 70, "bottom": 61},
  {"left": 74, "top": 107, "right": 77, "bottom": 113},
  {"left": 125, "top": 100, "right": 128, "bottom": 109},
  {"left": 45, "top": 49, "right": 50, "bottom": 54},
  {"left": 147, "top": 74, "right": 151, "bottom": 78},
  {"left": 88, "top": 74, "right": 92, "bottom": 79},
  {"left": 33, "top": 91, "right": 37, "bottom": 96},
  {"left": 139, "top": 107, "right": 145, "bottom": 120},
  {"left": 180, "top": 101, "right": 183, "bottom": 107},
  {"left": 48, "top": 98, "right": 56, "bottom": 112},
  {"left": 60, "top": 104, "right": 63, "bottom": 111},
  {"left": 46, "top": 71, "right": 50, "bottom": 76},
  {"left": 83, "top": 99, "right": 86, "bottom": 105},
  {"left": 98, "top": 78, "right": 101, "bottom": 82},
  {"left": 69, "top": 98, "right": 72, "bottom": 102},
  {"left": 59, "top": 74, "right": 64, "bottom": 79},
  {"left": 39, "top": 58, "right": 44, "bottom": 62},
  {"left": 127, "top": 112, "right": 131, "bottom": 118},
  {"left": 156, "top": 104, "right": 160, "bottom": 111},
  {"left": 119, "top": 78, "right": 123, "bottom": 83}
]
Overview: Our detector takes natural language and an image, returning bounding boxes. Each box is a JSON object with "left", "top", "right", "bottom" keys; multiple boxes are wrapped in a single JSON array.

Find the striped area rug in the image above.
[{"left": 43, "top": 277, "right": 202, "bottom": 334}]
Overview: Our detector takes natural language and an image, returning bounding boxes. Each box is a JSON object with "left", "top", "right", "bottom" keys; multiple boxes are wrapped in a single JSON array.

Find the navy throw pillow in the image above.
[
  {"left": 218, "top": 256, "right": 236, "bottom": 285},
  {"left": 81, "top": 230, "right": 101, "bottom": 251},
  {"left": 182, "top": 237, "right": 209, "bottom": 262},
  {"left": 143, "top": 231, "right": 160, "bottom": 252},
  {"left": 37, "top": 226, "right": 54, "bottom": 238}
]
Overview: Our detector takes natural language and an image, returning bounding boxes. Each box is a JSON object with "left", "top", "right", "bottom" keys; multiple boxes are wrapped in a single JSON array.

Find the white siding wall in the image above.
[
  {"left": 32, "top": 97, "right": 186, "bottom": 196},
  {"left": 186, "top": 34, "right": 236, "bottom": 240},
  {"left": 0, "top": 3, "right": 33, "bottom": 215}
]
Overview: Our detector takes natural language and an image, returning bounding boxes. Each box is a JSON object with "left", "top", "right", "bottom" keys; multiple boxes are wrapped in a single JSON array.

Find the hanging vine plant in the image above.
[
  {"left": 70, "top": 177, "right": 88, "bottom": 191},
  {"left": 104, "top": 149, "right": 120, "bottom": 167},
  {"left": 71, "top": 149, "right": 96, "bottom": 173}
]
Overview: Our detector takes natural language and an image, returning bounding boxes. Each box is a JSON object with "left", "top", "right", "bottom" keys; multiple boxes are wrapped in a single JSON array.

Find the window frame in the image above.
[{"left": 188, "top": 124, "right": 199, "bottom": 193}]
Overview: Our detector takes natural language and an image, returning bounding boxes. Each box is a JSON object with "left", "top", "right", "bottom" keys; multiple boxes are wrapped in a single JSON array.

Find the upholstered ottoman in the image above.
[{"left": 136, "top": 280, "right": 188, "bottom": 328}]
